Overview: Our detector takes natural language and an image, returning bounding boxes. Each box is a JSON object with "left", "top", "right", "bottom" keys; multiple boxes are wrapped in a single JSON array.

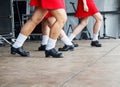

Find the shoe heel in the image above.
[
  {"left": 46, "top": 55, "right": 50, "bottom": 57},
  {"left": 45, "top": 54, "right": 50, "bottom": 57},
  {"left": 11, "top": 51, "right": 16, "bottom": 55},
  {"left": 45, "top": 52, "right": 50, "bottom": 57}
]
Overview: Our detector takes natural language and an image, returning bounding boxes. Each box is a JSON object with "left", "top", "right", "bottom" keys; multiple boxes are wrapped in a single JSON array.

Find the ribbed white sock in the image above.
[
  {"left": 46, "top": 38, "right": 57, "bottom": 50},
  {"left": 68, "top": 33, "right": 76, "bottom": 41},
  {"left": 92, "top": 34, "right": 98, "bottom": 41},
  {"left": 13, "top": 33, "right": 27, "bottom": 48},
  {"left": 61, "top": 36, "right": 73, "bottom": 45},
  {"left": 41, "top": 35, "right": 49, "bottom": 45}
]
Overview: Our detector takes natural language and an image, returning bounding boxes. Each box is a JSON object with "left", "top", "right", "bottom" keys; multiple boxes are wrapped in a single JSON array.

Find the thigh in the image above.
[
  {"left": 93, "top": 12, "right": 103, "bottom": 21},
  {"left": 47, "top": 17, "right": 56, "bottom": 26},
  {"left": 49, "top": 9, "right": 67, "bottom": 21},
  {"left": 31, "top": 7, "right": 48, "bottom": 22}
]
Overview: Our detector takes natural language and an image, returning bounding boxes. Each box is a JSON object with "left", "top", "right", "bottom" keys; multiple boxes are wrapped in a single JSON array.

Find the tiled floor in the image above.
[{"left": 0, "top": 39, "right": 120, "bottom": 87}]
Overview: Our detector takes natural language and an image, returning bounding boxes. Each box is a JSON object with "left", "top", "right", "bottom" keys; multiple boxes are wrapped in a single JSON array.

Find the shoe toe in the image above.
[
  {"left": 58, "top": 45, "right": 74, "bottom": 51},
  {"left": 72, "top": 42, "right": 79, "bottom": 47},
  {"left": 45, "top": 48, "right": 63, "bottom": 58},
  {"left": 11, "top": 46, "right": 30, "bottom": 57}
]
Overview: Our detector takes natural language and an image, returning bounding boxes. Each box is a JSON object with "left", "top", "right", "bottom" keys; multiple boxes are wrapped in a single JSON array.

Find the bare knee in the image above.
[
  {"left": 58, "top": 14, "right": 67, "bottom": 26},
  {"left": 94, "top": 13, "right": 103, "bottom": 23},
  {"left": 81, "top": 19, "right": 88, "bottom": 27},
  {"left": 30, "top": 18, "right": 40, "bottom": 26},
  {"left": 63, "top": 14, "right": 67, "bottom": 23},
  {"left": 97, "top": 16, "right": 103, "bottom": 23}
]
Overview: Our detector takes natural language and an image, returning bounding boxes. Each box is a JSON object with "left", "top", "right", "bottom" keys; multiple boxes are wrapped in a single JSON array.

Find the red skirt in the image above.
[
  {"left": 75, "top": 0, "right": 99, "bottom": 18},
  {"left": 29, "top": 0, "right": 65, "bottom": 9}
]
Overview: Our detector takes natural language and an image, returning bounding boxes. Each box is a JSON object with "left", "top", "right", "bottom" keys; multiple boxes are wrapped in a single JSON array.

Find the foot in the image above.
[
  {"left": 38, "top": 45, "right": 46, "bottom": 51},
  {"left": 72, "top": 42, "right": 79, "bottom": 47},
  {"left": 11, "top": 46, "right": 30, "bottom": 57},
  {"left": 45, "top": 48, "right": 63, "bottom": 58},
  {"left": 91, "top": 41, "right": 102, "bottom": 47},
  {"left": 58, "top": 45, "right": 74, "bottom": 51}
]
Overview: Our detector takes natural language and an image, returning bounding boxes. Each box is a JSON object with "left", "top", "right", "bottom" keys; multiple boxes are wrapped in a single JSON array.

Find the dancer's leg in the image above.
[
  {"left": 68, "top": 17, "right": 89, "bottom": 41},
  {"left": 91, "top": 12, "right": 103, "bottom": 47},
  {"left": 45, "top": 9, "right": 67, "bottom": 57},
  {"left": 11, "top": 7, "right": 48, "bottom": 56}
]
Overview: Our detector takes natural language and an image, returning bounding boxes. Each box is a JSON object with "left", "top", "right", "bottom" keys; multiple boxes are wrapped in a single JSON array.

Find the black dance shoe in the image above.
[
  {"left": 58, "top": 45, "right": 74, "bottom": 51},
  {"left": 45, "top": 48, "right": 63, "bottom": 58},
  {"left": 72, "top": 42, "right": 79, "bottom": 47},
  {"left": 91, "top": 41, "right": 102, "bottom": 47},
  {"left": 11, "top": 46, "right": 30, "bottom": 57},
  {"left": 38, "top": 45, "right": 46, "bottom": 51}
]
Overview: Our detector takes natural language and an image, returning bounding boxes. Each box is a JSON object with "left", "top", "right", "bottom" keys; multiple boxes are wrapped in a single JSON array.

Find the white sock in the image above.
[
  {"left": 41, "top": 35, "right": 49, "bottom": 45},
  {"left": 61, "top": 36, "right": 73, "bottom": 45},
  {"left": 13, "top": 33, "right": 27, "bottom": 48},
  {"left": 46, "top": 38, "right": 57, "bottom": 50},
  {"left": 68, "top": 33, "right": 76, "bottom": 41},
  {"left": 92, "top": 34, "right": 98, "bottom": 41}
]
